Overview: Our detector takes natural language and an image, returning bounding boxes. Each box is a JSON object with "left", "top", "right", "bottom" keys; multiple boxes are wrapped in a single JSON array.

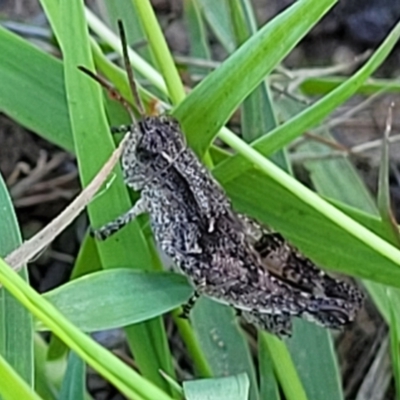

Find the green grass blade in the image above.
[
  {"left": 173, "top": 0, "right": 337, "bottom": 156},
  {"left": 132, "top": 0, "right": 186, "bottom": 104},
  {"left": 228, "top": 0, "right": 288, "bottom": 170},
  {"left": 261, "top": 333, "right": 308, "bottom": 400},
  {"left": 70, "top": 235, "right": 102, "bottom": 279},
  {"left": 33, "top": 335, "right": 57, "bottom": 400},
  {"left": 301, "top": 76, "right": 400, "bottom": 96},
  {"left": 191, "top": 298, "right": 259, "bottom": 400},
  {"left": 0, "top": 257, "right": 172, "bottom": 400},
  {"left": 0, "top": 26, "right": 73, "bottom": 152},
  {"left": 376, "top": 109, "right": 400, "bottom": 246},
  {"left": 183, "top": 373, "right": 249, "bottom": 400},
  {"left": 41, "top": 270, "right": 192, "bottom": 332},
  {"left": 258, "top": 339, "right": 280, "bottom": 400},
  {"left": 287, "top": 321, "right": 343, "bottom": 400},
  {"left": 59, "top": 352, "right": 85, "bottom": 400},
  {"left": 215, "top": 21, "right": 400, "bottom": 183},
  {"left": 0, "top": 174, "right": 33, "bottom": 388},
  {"left": 389, "top": 290, "right": 400, "bottom": 398},
  {"left": 0, "top": 354, "right": 42, "bottom": 400},
  {"left": 195, "top": 0, "right": 236, "bottom": 53},
  {"left": 183, "top": 0, "right": 211, "bottom": 75}
]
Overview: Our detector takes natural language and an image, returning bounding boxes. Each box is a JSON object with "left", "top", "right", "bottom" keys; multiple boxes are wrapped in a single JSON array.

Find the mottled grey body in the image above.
[{"left": 93, "top": 115, "right": 363, "bottom": 336}]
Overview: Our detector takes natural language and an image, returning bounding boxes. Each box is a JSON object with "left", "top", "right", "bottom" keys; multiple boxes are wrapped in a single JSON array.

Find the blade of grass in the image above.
[
  {"left": 58, "top": 352, "right": 85, "bottom": 400},
  {"left": 214, "top": 21, "right": 400, "bottom": 183},
  {"left": 0, "top": 174, "right": 33, "bottom": 388},
  {"left": 40, "top": 270, "right": 192, "bottom": 332},
  {"left": 0, "top": 354, "right": 41, "bottom": 400},
  {"left": 183, "top": 373, "right": 249, "bottom": 400},
  {"left": 183, "top": 0, "right": 211, "bottom": 76},
  {"left": 376, "top": 103, "right": 400, "bottom": 246},
  {"left": 33, "top": 334, "right": 58, "bottom": 400},
  {"left": 261, "top": 333, "right": 308, "bottom": 400},
  {"left": 229, "top": 0, "right": 288, "bottom": 171},
  {"left": 131, "top": 0, "right": 186, "bottom": 104},
  {"left": 389, "top": 289, "right": 400, "bottom": 398},
  {"left": 191, "top": 298, "right": 259, "bottom": 400},
  {"left": 301, "top": 76, "right": 400, "bottom": 96},
  {"left": 0, "top": 257, "right": 172, "bottom": 400},
  {"left": 195, "top": 0, "right": 236, "bottom": 53},
  {"left": 174, "top": 0, "right": 337, "bottom": 156},
  {"left": 286, "top": 321, "right": 343, "bottom": 400},
  {"left": 0, "top": 26, "right": 73, "bottom": 152},
  {"left": 258, "top": 338, "right": 280, "bottom": 400},
  {"left": 375, "top": 103, "right": 400, "bottom": 392}
]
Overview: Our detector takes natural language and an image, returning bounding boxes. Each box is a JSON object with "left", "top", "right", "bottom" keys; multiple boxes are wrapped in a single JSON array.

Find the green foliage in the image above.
[{"left": 0, "top": 0, "right": 399, "bottom": 398}]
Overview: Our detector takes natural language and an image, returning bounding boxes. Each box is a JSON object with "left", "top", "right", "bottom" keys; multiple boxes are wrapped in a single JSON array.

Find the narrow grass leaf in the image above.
[
  {"left": 214, "top": 21, "right": 400, "bottom": 184},
  {"left": 0, "top": 26, "right": 73, "bottom": 152},
  {"left": 0, "top": 355, "right": 41, "bottom": 400},
  {"left": 258, "top": 338, "right": 280, "bottom": 400},
  {"left": 0, "top": 174, "right": 33, "bottom": 388},
  {"left": 59, "top": 352, "right": 85, "bottom": 400},
  {"left": 174, "top": 0, "right": 337, "bottom": 156},
  {"left": 195, "top": 0, "right": 235, "bottom": 53},
  {"left": 287, "top": 321, "right": 343, "bottom": 400},
  {"left": 0, "top": 257, "right": 173, "bottom": 400},
  {"left": 41, "top": 270, "right": 192, "bottom": 332},
  {"left": 376, "top": 106, "right": 400, "bottom": 246},
  {"left": 376, "top": 109, "right": 400, "bottom": 391},
  {"left": 184, "top": 0, "right": 211, "bottom": 75},
  {"left": 260, "top": 333, "right": 308, "bottom": 400},
  {"left": 301, "top": 76, "right": 400, "bottom": 96},
  {"left": 191, "top": 298, "right": 259, "bottom": 400},
  {"left": 389, "top": 290, "right": 400, "bottom": 398},
  {"left": 33, "top": 335, "right": 58, "bottom": 400},
  {"left": 132, "top": 0, "right": 186, "bottom": 104},
  {"left": 228, "top": 0, "right": 289, "bottom": 169},
  {"left": 183, "top": 373, "right": 249, "bottom": 400}
]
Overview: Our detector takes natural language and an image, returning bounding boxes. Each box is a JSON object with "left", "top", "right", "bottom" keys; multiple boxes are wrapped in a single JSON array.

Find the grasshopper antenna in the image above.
[
  {"left": 117, "top": 19, "right": 145, "bottom": 117},
  {"left": 78, "top": 65, "right": 137, "bottom": 123}
]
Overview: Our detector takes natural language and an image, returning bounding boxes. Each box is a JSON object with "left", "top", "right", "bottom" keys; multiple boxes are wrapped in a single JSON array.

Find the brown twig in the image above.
[{"left": 5, "top": 134, "right": 129, "bottom": 271}]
